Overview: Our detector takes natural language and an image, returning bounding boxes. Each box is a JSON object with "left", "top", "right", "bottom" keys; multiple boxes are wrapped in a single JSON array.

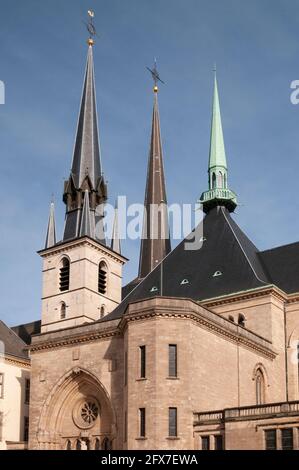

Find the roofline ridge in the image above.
[
  {"left": 0, "top": 320, "right": 29, "bottom": 356},
  {"left": 260, "top": 240, "right": 299, "bottom": 254},
  {"left": 221, "top": 207, "right": 269, "bottom": 286}
]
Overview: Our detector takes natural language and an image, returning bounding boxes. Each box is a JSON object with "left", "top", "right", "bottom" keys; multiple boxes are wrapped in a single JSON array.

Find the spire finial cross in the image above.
[
  {"left": 85, "top": 10, "right": 98, "bottom": 46},
  {"left": 146, "top": 58, "right": 165, "bottom": 93}
]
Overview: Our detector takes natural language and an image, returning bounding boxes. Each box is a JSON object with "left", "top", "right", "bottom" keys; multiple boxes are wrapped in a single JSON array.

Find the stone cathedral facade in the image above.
[{"left": 26, "top": 39, "right": 299, "bottom": 451}]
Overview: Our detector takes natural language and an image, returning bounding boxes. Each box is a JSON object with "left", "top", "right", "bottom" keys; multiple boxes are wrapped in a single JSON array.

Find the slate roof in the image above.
[
  {"left": 138, "top": 91, "right": 171, "bottom": 278},
  {"left": 105, "top": 206, "right": 272, "bottom": 321},
  {"left": 12, "top": 320, "right": 41, "bottom": 346},
  {"left": 0, "top": 321, "right": 29, "bottom": 360},
  {"left": 259, "top": 243, "right": 299, "bottom": 294},
  {"left": 71, "top": 45, "right": 102, "bottom": 191}
]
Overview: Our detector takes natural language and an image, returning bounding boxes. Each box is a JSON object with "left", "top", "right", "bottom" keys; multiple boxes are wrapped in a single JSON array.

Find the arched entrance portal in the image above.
[{"left": 37, "top": 368, "right": 116, "bottom": 450}]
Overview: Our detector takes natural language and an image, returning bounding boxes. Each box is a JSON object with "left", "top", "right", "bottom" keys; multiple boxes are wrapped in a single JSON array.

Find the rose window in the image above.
[
  {"left": 73, "top": 398, "right": 100, "bottom": 429},
  {"left": 80, "top": 402, "right": 99, "bottom": 424}
]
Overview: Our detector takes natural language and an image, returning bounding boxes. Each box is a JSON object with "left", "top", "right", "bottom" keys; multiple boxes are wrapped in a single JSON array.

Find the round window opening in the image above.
[
  {"left": 73, "top": 398, "right": 100, "bottom": 429},
  {"left": 81, "top": 401, "right": 99, "bottom": 424}
]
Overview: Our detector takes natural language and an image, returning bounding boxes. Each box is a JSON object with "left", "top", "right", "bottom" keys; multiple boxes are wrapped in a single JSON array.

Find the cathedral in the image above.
[{"left": 8, "top": 33, "right": 299, "bottom": 450}]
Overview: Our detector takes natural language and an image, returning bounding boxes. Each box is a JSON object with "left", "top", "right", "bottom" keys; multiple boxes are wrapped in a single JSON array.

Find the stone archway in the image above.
[{"left": 37, "top": 367, "right": 116, "bottom": 450}]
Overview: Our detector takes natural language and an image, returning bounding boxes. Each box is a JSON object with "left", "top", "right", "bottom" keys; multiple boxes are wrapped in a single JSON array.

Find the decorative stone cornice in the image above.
[
  {"left": 38, "top": 236, "right": 127, "bottom": 265},
  {"left": 119, "top": 297, "right": 276, "bottom": 360},
  {"left": 285, "top": 293, "right": 299, "bottom": 304},
  {"left": 30, "top": 324, "right": 120, "bottom": 353},
  {"left": 4, "top": 354, "right": 30, "bottom": 368},
  {"left": 30, "top": 295, "right": 278, "bottom": 359},
  {"left": 201, "top": 285, "right": 287, "bottom": 308}
]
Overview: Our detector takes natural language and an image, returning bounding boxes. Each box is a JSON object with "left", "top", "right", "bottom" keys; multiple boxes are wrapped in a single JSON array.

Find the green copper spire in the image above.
[
  {"left": 209, "top": 71, "right": 227, "bottom": 176},
  {"left": 200, "top": 70, "right": 237, "bottom": 213}
]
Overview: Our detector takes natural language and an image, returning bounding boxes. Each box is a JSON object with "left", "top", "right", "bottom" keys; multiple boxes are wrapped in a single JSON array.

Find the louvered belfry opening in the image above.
[
  {"left": 60, "top": 258, "right": 70, "bottom": 292},
  {"left": 98, "top": 262, "right": 107, "bottom": 295}
]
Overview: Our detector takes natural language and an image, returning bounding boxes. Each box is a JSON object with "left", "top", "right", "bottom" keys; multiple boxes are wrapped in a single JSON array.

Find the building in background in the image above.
[{"left": 0, "top": 321, "right": 30, "bottom": 450}]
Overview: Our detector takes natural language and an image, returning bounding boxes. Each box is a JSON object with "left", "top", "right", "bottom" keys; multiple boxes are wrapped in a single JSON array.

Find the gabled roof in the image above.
[
  {"left": 0, "top": 321, "right": 29, "bottom": 360},
  {"left": 105, "top": 206, "right": 270, "bottom": 321}
]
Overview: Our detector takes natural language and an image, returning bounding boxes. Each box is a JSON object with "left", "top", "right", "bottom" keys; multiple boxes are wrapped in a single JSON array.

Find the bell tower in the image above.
[{"left": 39, "top": 29, "right": 126, "bottom": 334}]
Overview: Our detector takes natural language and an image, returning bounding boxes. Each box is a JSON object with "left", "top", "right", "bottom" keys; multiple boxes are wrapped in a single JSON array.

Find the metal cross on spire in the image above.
[
  {"left": 85, "top": 10, "right": 99, "bottom": 46},
  {"left": 146, "top": 58, "right": 165, "bottom": 93}
]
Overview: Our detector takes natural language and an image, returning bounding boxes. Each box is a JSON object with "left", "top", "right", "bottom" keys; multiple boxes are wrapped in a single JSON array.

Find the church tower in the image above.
[
  {"left": 138, "top": 62, "right": 171, "bottom": 279},
  {"left": 200, "top": 71, "right": 237, "bottom": 213},
  {"left": 38, "top": 38, "right": 126, "bottom": 334}
]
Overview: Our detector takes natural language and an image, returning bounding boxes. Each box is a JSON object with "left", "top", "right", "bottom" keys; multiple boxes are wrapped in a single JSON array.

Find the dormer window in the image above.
[
  {"left": 98, "top": 262, "right": 107, "bottom": 295},
  {"left": 150, "top": 286, "right": 158, "bottom": 293},
  {"left": 59, "top": 258, "right": 70, "bottom": 292},
  {"left": 213, "top": 271, "right": 223, "bottom": 278}
]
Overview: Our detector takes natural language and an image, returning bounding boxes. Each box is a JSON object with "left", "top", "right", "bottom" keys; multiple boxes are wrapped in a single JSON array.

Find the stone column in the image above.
[{"left": 277, "top": 429, "right": 282, "bottom": 451}]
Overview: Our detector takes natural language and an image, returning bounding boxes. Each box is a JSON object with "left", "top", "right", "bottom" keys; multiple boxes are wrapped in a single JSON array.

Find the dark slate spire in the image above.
[
  {"left": 79, "top": 190, "right": 94, "bottom": 238},
  {"left": 111, "top": 199, "right": 121, "bottom": 254},
  {"left": 138, "top": 81, "right": 171, "bottom": 279},
  {"left": 63, "top": 42, "right": 107, "bottom": 242},
  {"left": 45, "top": 201, "right": 56, "bottom": 249},
  {"left": 71, "top": 45, "right": 102, "bottom": 189}
]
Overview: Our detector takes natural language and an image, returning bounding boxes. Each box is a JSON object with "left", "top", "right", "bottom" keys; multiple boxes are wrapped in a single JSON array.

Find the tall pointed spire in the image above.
[
  {"left": 111, "top": 199, "right": 121, "bottom": 254},
  {"left": 71, "top": 45, "right": 102, "bottom": 190},
  {"left": 63, "top": 39, "right": 107, "bottom": 242},
  {"left": 45, "top": 201, "right": 56, "bottom": 249},
  {"left": 200, "top": 69, "right": 237, "bottom": 213},
  {"left": 138, "top": 63, "right": 171, "bottom": 279},
  {"left": 208, "top": 69, "right": 227, "bottom": 177}
]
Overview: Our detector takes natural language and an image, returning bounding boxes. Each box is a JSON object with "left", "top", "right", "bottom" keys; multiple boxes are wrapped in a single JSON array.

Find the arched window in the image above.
[
  {"left": 102, "top": 437, "right": 111, "bottom": 450},
  {"left": 98, "top": 262, "right": 107, "bottom": 295},
  {"left": 100, "top": 305, "right": 105, "bottom": 319},
  {"left": 255, "top": 369, "right": 265, "bottom": 405},
  {"left": 212, "top": 173, "right": 216, "bottom": 189},
  {"left": 218, "top": 172, "right": 223, "bottom": 188},
  {"left": 238, "top": 314, "right": 246, "bottom": 328},
  {"left": 94, "top": 438, "right": 101, "bottom": 450},
  {"left": 60, "top": 302, "right": 66, "bottom": 320},
  {"left": 60, "top": 258, "right": 70, "bottom": 292},
  {"left": 224, "top": 174, "right": 227, "bottom": 189},
  {"left": 76, "top": 439, "right": 81, "bottom": 450},
  {"left": 66, "top": 440, "right": 72, "bottom": 450}
]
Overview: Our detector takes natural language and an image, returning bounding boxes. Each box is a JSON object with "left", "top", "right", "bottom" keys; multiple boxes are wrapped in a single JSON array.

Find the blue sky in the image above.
[{"left": 1, "top": 0, "right": 299, "bottom": 326}]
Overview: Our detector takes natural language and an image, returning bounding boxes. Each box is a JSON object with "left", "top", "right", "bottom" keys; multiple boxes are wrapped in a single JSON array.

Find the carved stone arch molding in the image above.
[
  {"left": 252, "top": 362, "right": 269, "bottom": 384},
  {"left": 37, "top": 367, "right": 117, "bottom": 450}
]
